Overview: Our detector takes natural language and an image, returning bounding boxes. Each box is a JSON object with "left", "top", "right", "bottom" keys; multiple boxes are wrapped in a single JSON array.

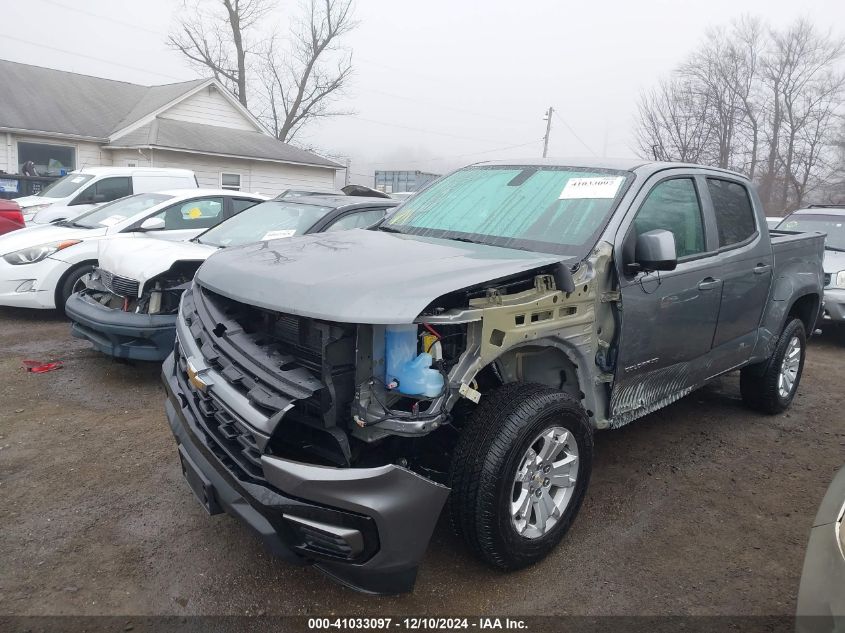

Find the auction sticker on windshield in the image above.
[
  {"left": 98, "top": 215, "right": 125, "bottom": 226},
  {"left": 559, "top": 176, "right": 625, "bottom": 200},
  {"left": 262, "top": 229, "right": 297, "bottom": 240}
]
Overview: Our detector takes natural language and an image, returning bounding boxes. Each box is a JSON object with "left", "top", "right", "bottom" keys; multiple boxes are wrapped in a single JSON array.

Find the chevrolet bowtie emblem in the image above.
[{"left": 186, "top": 361, "right": 207, "bottom": 391}]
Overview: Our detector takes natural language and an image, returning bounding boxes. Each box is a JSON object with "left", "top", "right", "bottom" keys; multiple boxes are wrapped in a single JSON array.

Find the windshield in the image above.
[
  {"left": 37, "top": 174, "right": 95, "bottom": 198},
  {"left": 73, "top": 193, "right": 174, "bottom": 229},
  {"left": 382, "top": 165, "right": 632, "bottom": 256},
  {"left": 196, "top": 200, "right": 334, "bottom": 247},
  {"left": 777, "top": 213, "right": 845, "bottom": 251}
]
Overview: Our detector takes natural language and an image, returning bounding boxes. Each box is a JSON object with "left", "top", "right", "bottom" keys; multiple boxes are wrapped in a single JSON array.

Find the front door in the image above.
[{"left": 610, "top": 175, "right": 722, "bottom": 421}]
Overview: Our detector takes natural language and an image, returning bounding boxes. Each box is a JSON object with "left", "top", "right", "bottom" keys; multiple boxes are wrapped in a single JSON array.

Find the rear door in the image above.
[
  {"left": 610, "top": 171, "right": 723, "bottom": 420},
  {"left": 703, "top": 176, "right": 772, "bottom": 367}
]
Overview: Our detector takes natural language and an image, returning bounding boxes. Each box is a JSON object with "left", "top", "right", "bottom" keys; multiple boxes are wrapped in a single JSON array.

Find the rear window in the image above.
[{"left": 707, "top": 179, "right": 756, "bottom": 247}]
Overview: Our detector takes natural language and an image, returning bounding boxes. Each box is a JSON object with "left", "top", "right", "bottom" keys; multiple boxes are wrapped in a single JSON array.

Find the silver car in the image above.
[{"left": 776, "top": 206, "right": 845, "bottom": 324}]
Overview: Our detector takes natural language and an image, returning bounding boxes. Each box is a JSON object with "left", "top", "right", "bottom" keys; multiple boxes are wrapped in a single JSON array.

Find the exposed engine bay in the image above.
[
  {"left": 80, "top": 262, "right": 202, "bottom": 315},
  {"left": 177, "top": 244, "right": 616, "bottom": 487}
]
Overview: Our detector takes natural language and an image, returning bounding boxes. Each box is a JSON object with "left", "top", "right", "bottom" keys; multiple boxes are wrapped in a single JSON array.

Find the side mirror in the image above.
[
  {"left": 138, "top": 217, "right": 166, "bottom": 231},
  {"left": 628, "top": 229, "right": 678, "bottom": 274}
]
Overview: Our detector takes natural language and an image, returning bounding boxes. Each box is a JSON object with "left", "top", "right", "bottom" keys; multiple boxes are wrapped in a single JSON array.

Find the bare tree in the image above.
[
  {"left": 635, "top": 16, "right": 845, "bottom": 213},
  {"left": 259, "top": 0, "right": 356, "bottom": 142},
  {"left": 634, "top": 76, "right": 713, "bottom": 163},
  {"left": 168, "top": 0, "right": 272, "bottom": 107}
]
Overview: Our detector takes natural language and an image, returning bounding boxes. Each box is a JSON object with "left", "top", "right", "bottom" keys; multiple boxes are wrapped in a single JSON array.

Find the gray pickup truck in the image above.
[{"left": 162, "top": 159, "right": 825, "bottom": 594}]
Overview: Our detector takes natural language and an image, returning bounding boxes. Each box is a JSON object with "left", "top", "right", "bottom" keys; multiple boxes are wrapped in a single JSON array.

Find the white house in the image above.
[{"left": 0, "top": 60, "right": 340, "bottom": 195}]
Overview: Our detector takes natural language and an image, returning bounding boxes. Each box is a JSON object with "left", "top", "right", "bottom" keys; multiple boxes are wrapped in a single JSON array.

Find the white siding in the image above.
[
  {"left": 159, "top": 86, "right": 257, "bottom": 131},
  {"left": 108, "top": 148, "right": 336, "bottom": 196}
]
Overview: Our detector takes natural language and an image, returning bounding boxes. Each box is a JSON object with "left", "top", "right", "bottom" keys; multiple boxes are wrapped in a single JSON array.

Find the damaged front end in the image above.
[
  {"left": 164, "top": 244, "right": 619, "bottom": 593},
  {"left": 65, "top": 263, "right": 200, "bottom": 361}
]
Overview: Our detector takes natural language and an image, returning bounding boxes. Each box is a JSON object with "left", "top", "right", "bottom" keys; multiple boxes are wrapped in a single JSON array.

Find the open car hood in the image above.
[{"left": 195, "top": 228, "right": 566, "bottom": 324}]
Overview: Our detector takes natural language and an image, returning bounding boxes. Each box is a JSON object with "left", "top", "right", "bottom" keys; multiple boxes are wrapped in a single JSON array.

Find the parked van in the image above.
[{"left": 16, "top": 167, "right": 197, "bottom": 224}]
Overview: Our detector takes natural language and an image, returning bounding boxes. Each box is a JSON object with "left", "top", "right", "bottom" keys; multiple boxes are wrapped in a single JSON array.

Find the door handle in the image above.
[
  {"left": 698, "top": 278, "right": 721, "bottom": 291},
  {"left": 753, "top": 264, "right": 771, "bottom": 275}
]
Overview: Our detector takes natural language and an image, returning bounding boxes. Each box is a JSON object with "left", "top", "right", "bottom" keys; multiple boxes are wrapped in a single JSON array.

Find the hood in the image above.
[
  {"left": 98, "top": 235, "right": 217, "bottom": 289},
  {"left": 30, "top": 204, "right": 90, "bottom": 225},
  {"left": 0, "top": 223, "right": 104, "bottom": 256},
  {"left": 15, "top": 195, "right": 61, "bottom": 209},
  {"left": 823, "top": 249, "right": 845, "bottom": 276},
  {"left": 195, "top": 229, "right": 565, "bottom": 324}
]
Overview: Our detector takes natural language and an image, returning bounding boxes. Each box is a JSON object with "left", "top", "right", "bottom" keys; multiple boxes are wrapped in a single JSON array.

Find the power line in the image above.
[
  {"left": 36, "top": 0, "right": 163, "bottom": 36},
  {"left": 364, "top": 87, "right": 520, "bottom": 125},
  {"left": 5, "top": 35, "right": 190, "bottom": 82},
  {"left": 368, "top": 139, "right": 542, "bottom": 167},
  {"left": 552, "top": 110, "right": 599, "bottom": 157},
  {"left": 350, "top": 115, "right": 524, "bottom": 146}
]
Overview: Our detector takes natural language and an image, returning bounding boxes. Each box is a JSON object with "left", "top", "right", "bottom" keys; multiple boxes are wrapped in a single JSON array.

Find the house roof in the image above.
[
  {"left": 0, "top": 59, "right": 339, "bottom": 170},
  {"left": 109, "top": 118, "right": 341, "bottom": 168},
  {"left": 0, "top": 59, "right": 206, "bottom": 139}
]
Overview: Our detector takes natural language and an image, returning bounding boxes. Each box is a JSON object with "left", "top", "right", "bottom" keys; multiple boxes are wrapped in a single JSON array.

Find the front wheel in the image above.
[
  {"left": 56, "top": 263, "right": 96, "bottom": 313},
  {"left": 449, "top": 383, "right": 593, "bottom": 570},
  {"left": 740, "top": 318, "right": 807, "bottom": 414}
]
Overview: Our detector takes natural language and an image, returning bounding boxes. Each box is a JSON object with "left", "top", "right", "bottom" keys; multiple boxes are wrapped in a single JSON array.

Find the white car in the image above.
[
  {"left": 0, "top": 189, "right": 265, "bottom": 310},
  {"left": 16, "top": 167, "right": 197, "bottom": 224},
  {"left": 66, "top": 195, "right": 398, "bottom": 360}
]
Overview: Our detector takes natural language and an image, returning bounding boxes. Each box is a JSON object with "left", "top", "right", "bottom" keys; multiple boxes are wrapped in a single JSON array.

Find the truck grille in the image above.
[
  {"left": 175, "top": 342, "right": 265, "bottom": 482},
  {"left": 99, "top": 269, "right": 140, "bottom": 297},
  {"left": 177, "top": 285, "right": 357, "bottom": 476}
]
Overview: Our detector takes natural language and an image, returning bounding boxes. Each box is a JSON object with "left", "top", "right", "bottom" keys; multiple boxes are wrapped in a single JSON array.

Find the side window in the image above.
[
  {"left": 73, "top": 177, "right": 132, "bottom": 205},
  {"left": 707, "top": 178, "right": 756, "bottom": 247},
  {"left": 221, "top": 173, "right": 241, "bottom": 191},
  {"left": 633, "top": 178, "right": 705, "bottom": 258},
  {"left": 231, "top": 198, "right": 259, "bottom": 215},
  {"left": 325, "top": 209, "right": 387, "bottom": 232},
  {"left": 148, "top": 197, "right": 225, "bottom": 230}
]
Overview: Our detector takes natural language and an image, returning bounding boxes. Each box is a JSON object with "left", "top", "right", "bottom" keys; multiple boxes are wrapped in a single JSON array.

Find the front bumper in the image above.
[
  {"left": 162, "top": 352, "right": 449, "bottom": 594},
  {"left": 0, "top": 256, "right": 69, "bottom": 309},
  {"left": 821, "top": 288, "right": 845, "bottom": 323},
  {"left": 65, "top": 292, "right": 177, "bottom": 361},
  {"left": 796, "top": 466, "right": 845, "bottom": 631}
]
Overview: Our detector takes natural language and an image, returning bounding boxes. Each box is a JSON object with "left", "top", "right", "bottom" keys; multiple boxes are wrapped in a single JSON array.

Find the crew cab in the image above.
[
  {"left": 162, "top": 159, "right": 825, "bottom": 594},
  {"left": 66, "top": 196, "right": 398, "bottom": 361}
]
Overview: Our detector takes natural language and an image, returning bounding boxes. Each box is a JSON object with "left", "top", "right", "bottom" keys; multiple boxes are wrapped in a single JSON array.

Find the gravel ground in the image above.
[{"left": 0, "top": 306, "right": 842, "bottom": 617}]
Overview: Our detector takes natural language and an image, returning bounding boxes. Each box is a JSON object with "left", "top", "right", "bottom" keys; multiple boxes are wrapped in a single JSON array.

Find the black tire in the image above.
[
  {"left": 740, "top": 318, "right": 807, "bottom": 414},
  {"left": 449, "top": 383, "right": 593, "bottom": 570},
  {"left": 56, "top": 263, "right": 96, "bottom": 313}
]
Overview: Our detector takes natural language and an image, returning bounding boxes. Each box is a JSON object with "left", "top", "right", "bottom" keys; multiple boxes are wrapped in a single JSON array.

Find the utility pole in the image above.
[
  {"left": 542, "top": 106, "right": 554, "bottom": 158},
  {"left": 344, "top": 158, "right": 351, "bottom": 186}
]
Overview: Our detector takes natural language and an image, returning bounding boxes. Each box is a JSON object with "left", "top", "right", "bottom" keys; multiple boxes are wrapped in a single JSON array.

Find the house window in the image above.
[
  {"left": 17, "top": 142, "right": 76, "bottom": 177},
  {"left": 221, "top": 173, "right": 241, "bottom": 191}
]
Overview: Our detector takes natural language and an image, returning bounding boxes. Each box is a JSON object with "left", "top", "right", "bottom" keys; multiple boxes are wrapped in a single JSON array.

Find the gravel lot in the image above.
[{"left": 1, "top": 306, "right": 843, "bottom": 617}]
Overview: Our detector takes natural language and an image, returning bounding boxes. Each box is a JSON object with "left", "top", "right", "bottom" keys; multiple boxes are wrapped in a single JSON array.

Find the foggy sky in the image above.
[{"left": 2, "top": 0, "right": 844, "bottom": 185}]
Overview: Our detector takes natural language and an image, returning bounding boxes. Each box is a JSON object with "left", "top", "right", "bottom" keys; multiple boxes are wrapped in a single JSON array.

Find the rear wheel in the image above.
[
  {"left": 56, "top": 263, "right": 96, "bottom": 313},
  {"left": 449, "top": 383, "right": 593, "bottom": 569},
  {"left": 740, "top": 318, "right": 806, "bottom": 414}
]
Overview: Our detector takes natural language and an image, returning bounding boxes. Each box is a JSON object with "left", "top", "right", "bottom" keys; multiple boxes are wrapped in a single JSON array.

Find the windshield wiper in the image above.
[
  {"left": 825, "top": 245, "right": 845, "bottom": 253},
  {"left": 377, "top": 225, "right": 405, "bottom": 234},
  {"left": 447, "top": 236, "right": 486, "bottom": 245}
]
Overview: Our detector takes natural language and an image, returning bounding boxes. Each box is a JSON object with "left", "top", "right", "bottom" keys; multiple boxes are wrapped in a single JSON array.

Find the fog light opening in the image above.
[{"left": 15, "top": 280, "right": 36, "bottom": 293}]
